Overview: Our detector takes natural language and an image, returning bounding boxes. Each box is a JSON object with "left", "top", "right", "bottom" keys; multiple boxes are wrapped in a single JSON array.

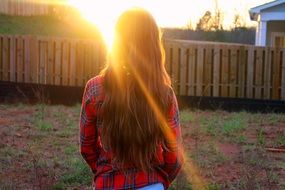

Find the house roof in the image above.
[{"left": 249, "top": 0, "right": 285, "bottom": 21}]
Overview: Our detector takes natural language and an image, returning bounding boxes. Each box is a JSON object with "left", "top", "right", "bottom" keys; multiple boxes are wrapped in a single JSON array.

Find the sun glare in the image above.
[
  {"left": 68, "top": 0, "right": 144, "bottom": 50},
  {"left": 68, "top": 0, "right": 112, "bottom": 49}
]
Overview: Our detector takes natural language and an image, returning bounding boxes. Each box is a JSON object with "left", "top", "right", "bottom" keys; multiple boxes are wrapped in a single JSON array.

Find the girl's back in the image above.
[{"left": 80, "top": 8, "right": 183, "bottom": 190}]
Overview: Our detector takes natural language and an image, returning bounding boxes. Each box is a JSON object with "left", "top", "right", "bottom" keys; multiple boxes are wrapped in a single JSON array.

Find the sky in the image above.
[
  {"left": 69, "top": 0, "right": 273, "bottom": 28},
  {"left": 68, "top": 0, "right": 273, "bottom": 47}
]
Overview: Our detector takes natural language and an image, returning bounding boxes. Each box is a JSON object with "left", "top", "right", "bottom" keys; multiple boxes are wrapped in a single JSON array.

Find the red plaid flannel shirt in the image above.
[{"left": 80, "top": 75, "right": 182, "bottom": 190}]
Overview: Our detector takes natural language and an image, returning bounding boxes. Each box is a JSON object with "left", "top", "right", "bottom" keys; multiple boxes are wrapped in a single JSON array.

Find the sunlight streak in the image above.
[
  {"left": 125, "top": 44, "right": 207, "bottom": 189},
  {"left": 132, "top": 59, "right": 207, "bottom": 190}
]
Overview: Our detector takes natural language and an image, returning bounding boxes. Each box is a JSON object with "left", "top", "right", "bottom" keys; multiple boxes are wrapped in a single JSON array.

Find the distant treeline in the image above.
[{"left": 162, "top": 27, "right": 256, "bottom": 45}]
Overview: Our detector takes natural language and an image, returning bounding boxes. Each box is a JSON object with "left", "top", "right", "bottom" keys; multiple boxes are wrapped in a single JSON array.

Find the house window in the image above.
[{"left": 271, "top": 32, "right": 285, "bottom": 48}]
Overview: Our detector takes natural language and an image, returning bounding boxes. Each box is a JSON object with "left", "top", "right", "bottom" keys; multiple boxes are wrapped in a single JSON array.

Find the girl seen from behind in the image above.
[{"left": 80, "top": 8, "right": 183, "bottom": 190}]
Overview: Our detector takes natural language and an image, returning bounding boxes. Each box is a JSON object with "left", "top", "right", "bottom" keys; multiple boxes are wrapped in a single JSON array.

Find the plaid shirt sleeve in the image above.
[
  {"left": 162, "top": 91, "right": 183, "bottom": 186},
  {"left": 79, "top": 78, "right": 100, "bottom": 174}
]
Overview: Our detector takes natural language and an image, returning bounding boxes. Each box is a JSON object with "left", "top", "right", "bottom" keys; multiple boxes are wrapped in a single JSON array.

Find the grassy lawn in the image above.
[
  {"left": 0, "top": 103, "right": 91, "bottom": 189},
  {"left": 173, "top": 110, "right": 285, "bottom": 190},
  {"left": 0, "top": 14, "right": 103, "bottom": 40},
  {"left": 0, "top": 104, "right": 284, "bottom": 189}
]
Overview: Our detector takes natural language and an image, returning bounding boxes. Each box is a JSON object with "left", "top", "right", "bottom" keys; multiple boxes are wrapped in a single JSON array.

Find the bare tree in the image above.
[
  {"left": 233, "top": 13, "right": 246, "bottom": 29},
  {"left": 196, "top": 11, "right": 212, "bottom": 31},
  {"left": 212, "top": 0, "right": 223, "bottom": 30},
  {"left": 196, "top": 0, "right": 224, "bottom": 31},
  {"left": 186, "top": 20, "right": 194, "bottom": 30}
]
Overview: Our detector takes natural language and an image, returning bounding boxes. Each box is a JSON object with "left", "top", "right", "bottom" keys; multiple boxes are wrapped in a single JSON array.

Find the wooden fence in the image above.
[
  {"left": 0, "top": 35, "right": 105, "bottom": 87},
  {"left": 164, "top": 39, "right": 285, "bottom": 100},
  {"left": 0, "top": 0, "right": 63, "bottom": 16},
  {"left": 0, "top": 35, "right": 285, "bottom": 101}
]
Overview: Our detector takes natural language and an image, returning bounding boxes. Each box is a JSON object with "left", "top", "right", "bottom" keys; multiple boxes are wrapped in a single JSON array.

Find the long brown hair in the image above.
[{"left": 101, "top": 8, "right": 172, "bottom": 171}]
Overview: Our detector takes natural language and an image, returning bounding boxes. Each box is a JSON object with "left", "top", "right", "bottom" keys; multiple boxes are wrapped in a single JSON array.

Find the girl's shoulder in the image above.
[
  {"left": 84, "top": 75, "right": 105, "bottom": 101},
  {"left": 88, "top": 74, "right": 104, "bottom": 85}
]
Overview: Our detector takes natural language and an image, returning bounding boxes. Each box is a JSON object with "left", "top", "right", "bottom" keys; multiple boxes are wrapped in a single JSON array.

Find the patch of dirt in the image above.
[
  {"left": 218, "top": 143, "right": 240, "bottom": 158},
  {"left": 0, "top": 118, "right": 12, "bottom": 126},
  {"left": 211, "top": 163, "right": 244, "bottom": 182}
]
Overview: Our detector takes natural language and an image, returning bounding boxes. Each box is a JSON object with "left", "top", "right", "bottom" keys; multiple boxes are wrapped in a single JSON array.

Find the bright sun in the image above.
[{"left": 68, "top": 0, "right": 141, "bottom": 50}]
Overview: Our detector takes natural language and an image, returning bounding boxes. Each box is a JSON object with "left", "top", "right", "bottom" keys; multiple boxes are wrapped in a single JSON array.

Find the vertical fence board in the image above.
[
  {"left": 16, "top": 36, "right": 24, "bottom": 82},
  {"left": 86, "top": 43, "right": 93, "bottom": 81},
  {"left": 203, "top": 46, "right": 212, "bottom": 96},
  {"left": 0, "top": 36, "right": 2, "bottom": 80},
  {"left": 84, "top": 43, "right": 90, "bottom": 82},
  {"left": 179, "top": 47, "right": 187, "bottom": 95},
  {"left": 221, "top": 46, "right": 229, "bottom": 97},
  {"left": 172, "top": 44, "right": 180, "bottom": 94},
  {"left": 81, "top": 43, "right": 87, "bottom": 84},
  {"left": 281, "top": 50, "right": 285, "bottom": 100},
  {"left": 247, "top": 46, "right": 254, "bottom": 99},
  {"left": 238, "top": 46, "right": 246, "bottom": 98},
  {"left": 62, "top": 40, "right": 69, "bottom": 85},
  {"left": 76, "top": 42, "right": 84, "bottom": 86},
  {"left": 9, "top": 36, "right": 16, "bottom": 82},
  {"left": 90, "top": 42, "right": 96, "bottom": 78},
  {"left": 188, "top": 46, "right": 196, "bottom": 96},
  {"left": 24, "top": 36, "right": 31, "bottom": 83},
  {"left": 43, "top": 40, "right": 48, "bottom": 84},
  {"left": 264, "top": 47, "right": 271, "bottom": 99},
  {"left": 93, "top": 42, "right": 100, "bottom": 76},
  {"left": 47, "top": 39, "right": 54, "bottom": 85},
  {"left": 165, "top": 42, "right": 171, "bottom": 75},
  {"left": 54, "top": 39, "right": 62, "bottom": 85},
  {"left": 39, "top": 41, "right": 47, "bottom": 84},
  {"left": 255, "top": 48, "right": 263, "bottom": 99},
  {"left": 196, "top": 46, "right": 204, "bottom": 96},
  {"left": 69, "top": 41, "right": 76, "bottom": 86},
  {"left": 213, "top": 45, "right": 220, "bottom": 97},
  {"left": 97, "top": 42, "right": 104, "bottom": 74},
  {"left": 30, "top": 36, "right": 38, "bottom": 83},
  {"left": 272, "top": 50, "right": 280, "bottom": 100},
  {"left": 2, "top": 37, "right": 9, "bottom": 81},
  {"left": 229, "top": 48, "right": 237, "bottom": 97}
]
